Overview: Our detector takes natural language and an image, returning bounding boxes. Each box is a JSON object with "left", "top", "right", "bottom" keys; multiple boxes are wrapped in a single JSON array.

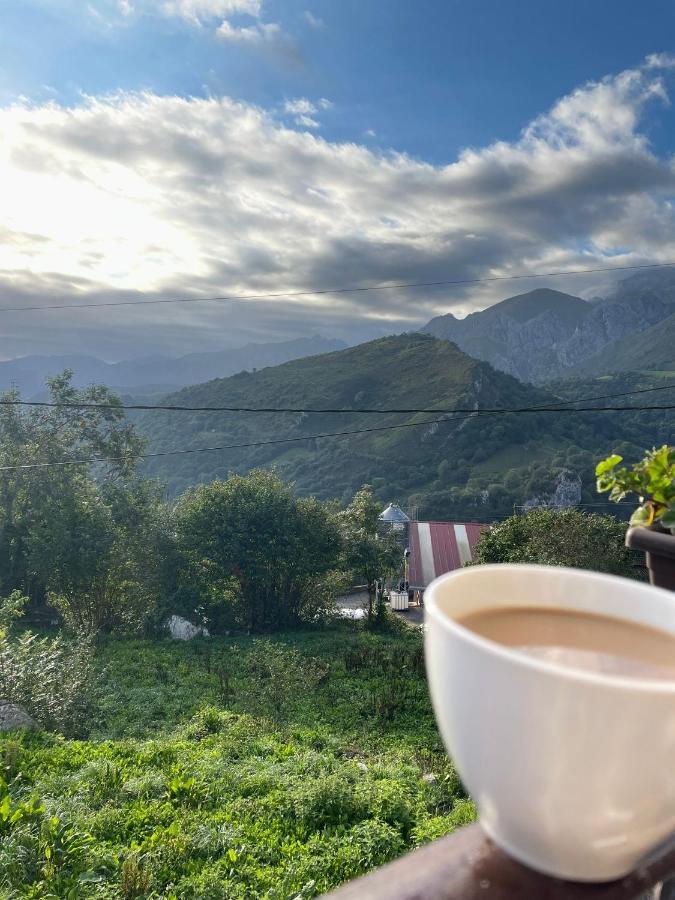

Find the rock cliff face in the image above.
[
  {"left": 422, "top": 273, "right": 675, "bottom": 382},
  {"left": 522, "top": 470, "right": 583, "bottom": 511}
]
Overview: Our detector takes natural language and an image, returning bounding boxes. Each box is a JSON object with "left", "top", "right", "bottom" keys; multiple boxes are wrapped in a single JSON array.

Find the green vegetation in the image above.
[
  {"left": 0, "top": 592, "right": 97, "bottom": 737},
  {"left": 0, "top": 625, "right": 475, "bottom": 898},
  {"left": 596, "top": 445, "right": 675, "bottom": 528},
  {"left": 0, "top": 371, "right": 162, "bottom": 634},
  {"left": 337, "top": 487, "right": 401, "bottom": 623},
  {"left": 0, "top": 359, "right": 661, "bottom": 897},
  {"left": 137, "top": 335, "right": 672, "bottom": 521},
  {"left": 168, "top": 471, "right": 344, "bottom": 633},
  {"left": 0, "top": 377, "right": 396, "bottom": 638},
  {"left": 472, "top": 508, "right": 640, "bottom": 578}
]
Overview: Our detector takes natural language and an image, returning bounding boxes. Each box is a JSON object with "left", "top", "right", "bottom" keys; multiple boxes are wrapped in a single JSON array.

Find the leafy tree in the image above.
[
  {"left": 472, "top": 508, "right": 639, "bottom": 578},
  {"left": 172, "top": 470, "right": 342, "bottom": 632},
  {"left": 0, "top": 371, "right": 162, "bottom": 631},
  {"left": 338, "top": 487, "right": 402, "bottom": 623},
  {"left": 31, "top": 477, "right": 165, "bottom": 634}
]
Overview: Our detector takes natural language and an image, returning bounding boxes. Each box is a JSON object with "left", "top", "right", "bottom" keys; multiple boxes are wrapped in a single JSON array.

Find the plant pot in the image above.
[{"left": 625, "top": 524, "right": 675, "bottom": 591}]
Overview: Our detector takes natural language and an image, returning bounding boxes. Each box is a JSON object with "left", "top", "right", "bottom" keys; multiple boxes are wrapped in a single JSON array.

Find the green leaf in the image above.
[
  {"left": 661, "top": 507, "right": 675, "bottom": 530},
  {"left": 631, "top": 504, "right": 654, "bottom": 526},
  {"left": 595, "top": 455, "right": 622, "bottom": 477}
]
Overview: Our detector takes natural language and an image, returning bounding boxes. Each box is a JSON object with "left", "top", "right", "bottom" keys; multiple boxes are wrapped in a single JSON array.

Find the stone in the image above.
[
  {"left": 422, "top": 773, "right": 438, "bottom": 785},
  {"left": 357, "top": 762, "right": 369, "bottom": 773},
  {"left": 0, "top": 701, "right": 37, "bottom": 731},
  {"left": 167, "top": 615, "right": 210, "bottom": 641},
  {"left": 522, "top": 469, "right": 582, "bottom": 511}
]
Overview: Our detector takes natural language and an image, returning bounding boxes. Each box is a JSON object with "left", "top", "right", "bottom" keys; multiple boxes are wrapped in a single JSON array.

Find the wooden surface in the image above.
[{"left": 323, "top": 824, "right": 675, "bottom": 900}]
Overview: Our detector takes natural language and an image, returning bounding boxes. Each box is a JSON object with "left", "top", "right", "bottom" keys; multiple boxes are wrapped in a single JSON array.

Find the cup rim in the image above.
[{"left": 425, "top": 563, "right": 675, "bottom": 694}]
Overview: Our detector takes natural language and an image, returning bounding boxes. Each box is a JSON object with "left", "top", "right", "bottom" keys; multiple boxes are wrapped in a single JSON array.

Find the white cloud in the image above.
[
  {"left": 283, "top": 98, "right": 332, "bottom": 129},
  {"left": 0, "top": 57, "right": 674, "bottom": 358},
  {"left": 645, "top": 52, "right": 675, "bottom": 70},
  {"left": 216, "top": 18, "right": 280, "bottom": 42},
  {"left": 284, "top": 98, "right": 317, "bottom": 115},
  {"left": 162, "top": 0, "right": 261, "bottom": 21},
  {"left": 304, "top": 10, "right": 324, "bottom": 28}
]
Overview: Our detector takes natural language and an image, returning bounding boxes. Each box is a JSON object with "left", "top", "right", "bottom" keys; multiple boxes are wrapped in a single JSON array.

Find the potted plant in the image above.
[{"left": 596, "top": 445, "right": 675, "bottom": 590}]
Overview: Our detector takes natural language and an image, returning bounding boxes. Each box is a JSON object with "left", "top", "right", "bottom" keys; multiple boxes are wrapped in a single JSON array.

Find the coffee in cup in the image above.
[{"left": 424, "top": 564, "right": 675, "bottom": 881}]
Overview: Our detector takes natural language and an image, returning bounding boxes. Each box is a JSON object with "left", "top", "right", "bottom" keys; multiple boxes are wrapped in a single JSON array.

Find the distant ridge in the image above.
[
  {"left": 422, "top": 272, "right": 675, "bottom": 382},
  {"left": 573, "top": 310, "right": 675, "bottom": 376},
  {"left": 0, "top": 336, "right": 346, "bottom": 397}
]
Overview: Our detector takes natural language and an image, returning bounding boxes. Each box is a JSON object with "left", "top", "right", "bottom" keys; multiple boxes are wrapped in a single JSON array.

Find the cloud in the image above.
[
  {"left": 0, "top": 57, "right": 674, "bottom": 359},
  {"left": 283, "top": 98, "right": 316, "bottom": 115},
  {"left": 283, "top": 98, "right": 332, "bottom": 129},
  {"left": 162, "top": 0, "right": 261, "bottom": 21},
  {"left": 295, "top": 114, "right": 320, "bottom": 129},
  {"left": 304, "top": 10, "right": 324, "bottom": 28},
  {"left": 216, "top": 18, "right": 280, "bottom": 42},
  {"left": 645, "top": 52, "right": 675, "bottom": 70}
]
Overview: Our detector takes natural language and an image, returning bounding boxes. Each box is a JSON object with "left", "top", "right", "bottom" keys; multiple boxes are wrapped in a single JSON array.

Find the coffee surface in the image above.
[{"left": 457, "top": 606, "right": 675, "bottom": 680}]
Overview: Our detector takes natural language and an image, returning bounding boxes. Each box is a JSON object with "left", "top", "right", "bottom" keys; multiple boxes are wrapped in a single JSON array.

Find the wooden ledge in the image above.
[{"left": 323, "top": 823, "right": 675, "bottom": 900}]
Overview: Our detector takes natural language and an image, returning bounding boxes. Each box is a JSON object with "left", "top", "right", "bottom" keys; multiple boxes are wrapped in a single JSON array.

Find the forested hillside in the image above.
[{"left": 138, "top": 334, "right": 672, "bottom": 520}]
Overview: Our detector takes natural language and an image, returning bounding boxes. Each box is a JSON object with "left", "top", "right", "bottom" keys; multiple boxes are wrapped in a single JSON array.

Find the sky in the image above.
[{"left": 1, "top": 0, "right": 675, "bottom": 361}]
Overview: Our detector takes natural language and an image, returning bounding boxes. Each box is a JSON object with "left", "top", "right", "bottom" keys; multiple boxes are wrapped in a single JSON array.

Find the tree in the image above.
[
  {"left": 172, "top": 470, "right": 342, "bottom": 632},
  {"left": 0, "top": 371, "right": 162, "bottom": 631},
  {"left": 30, "top": 477, "right": 165, "bottom": 634},
  {"left": 338, "top": 486, "right": 402, "bottom": 623},
  {"left": 472, "top": 508, "right": 640, "bottom": 579}
]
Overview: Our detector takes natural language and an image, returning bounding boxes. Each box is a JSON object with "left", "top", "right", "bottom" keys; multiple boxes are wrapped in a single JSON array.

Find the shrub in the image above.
[
  {"left": 0, "top": 593, "right": 98, "bottom": 736},
  {"left": 172, "top": 472, "right": 343, "bottom": 633},
  {"left": 472, "top": 508, "right": 638, "bottom": 578},
  {"left": 240, "top": 640, "right": 329, "bottom": 723}
]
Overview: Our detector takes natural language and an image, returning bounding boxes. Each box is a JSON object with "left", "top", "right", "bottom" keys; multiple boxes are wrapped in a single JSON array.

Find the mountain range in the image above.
[
  {"left": 0, "top": 336, "right": 346, "bottom": 398},
  {"left": 422, "top": 270, "right": 675, "bottom": 382},
  {"left": 137, "top": 333, "right": 672, "bottom": 518}
]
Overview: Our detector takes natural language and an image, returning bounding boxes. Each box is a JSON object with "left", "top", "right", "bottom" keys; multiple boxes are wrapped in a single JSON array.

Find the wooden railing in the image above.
[{"left": 323, "top": 823, "right": 675, "bottom": 900}]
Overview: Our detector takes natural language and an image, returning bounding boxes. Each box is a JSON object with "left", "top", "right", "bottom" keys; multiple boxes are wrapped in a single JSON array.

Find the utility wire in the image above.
[
  {"left": 1, "top": 403, "right": 674, "bottom": 473},
  {"left": 2, "top": 261, "right": 674, "bottom": 313},
  {"left": 2, "top": 382, "right": 674, "bottom": 415}
]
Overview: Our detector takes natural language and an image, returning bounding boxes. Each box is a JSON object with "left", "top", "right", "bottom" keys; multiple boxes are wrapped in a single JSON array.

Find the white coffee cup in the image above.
[{"left": 424, "top": 564, "right": 675, "bottom": 882}]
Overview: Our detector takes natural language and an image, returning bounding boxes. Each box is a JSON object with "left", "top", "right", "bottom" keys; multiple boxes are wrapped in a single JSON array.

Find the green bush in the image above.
[
  {"left": 0, "top": 593, "right": 98, "bottom": 736},
  {"left": 472, "top": 508, "right": 639, "bottom": 578},
  {"left": 170, "top": 471, "right": 343, "bottom": 633}
]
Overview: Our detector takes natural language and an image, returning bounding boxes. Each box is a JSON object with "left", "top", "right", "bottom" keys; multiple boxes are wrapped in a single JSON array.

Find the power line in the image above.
[
  {"left": 2, "top": 261, "right": 674, "bottom": 313},
  {"left": 0, "top": 414, "right": 465, "bottom": 471},
  {"left": 1, "top": 403, "right": 674, "bottom": 473},
  {"left": 3, "top": 382, "right": 674, "bottom": 415}
]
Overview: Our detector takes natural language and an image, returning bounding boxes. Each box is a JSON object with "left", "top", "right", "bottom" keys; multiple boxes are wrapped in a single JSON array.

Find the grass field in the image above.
[{"left": 0, "top": 622, "right": 474, "bottom": 898}]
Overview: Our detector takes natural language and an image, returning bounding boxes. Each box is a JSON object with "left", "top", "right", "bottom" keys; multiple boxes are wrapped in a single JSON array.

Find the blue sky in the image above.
[
  {"left": 3, "top": 0, "right": 675, "bottom": 162},
  {"left": 0, "top": 0, "right": 675, "bottom": 358}
]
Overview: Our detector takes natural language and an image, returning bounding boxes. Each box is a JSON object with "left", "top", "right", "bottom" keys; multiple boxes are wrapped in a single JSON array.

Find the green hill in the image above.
[
  {"left": 573, "top": 310, "right": 675, "bottom": 376},
  {"left": 138, "top": 334, "right": 669, "bottom": 519}
]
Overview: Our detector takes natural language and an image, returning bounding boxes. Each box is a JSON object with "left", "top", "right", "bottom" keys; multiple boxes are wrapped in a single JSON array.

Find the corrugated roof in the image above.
[{"left": 408, "top": 521, "right": 488, "bottom": 588}]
